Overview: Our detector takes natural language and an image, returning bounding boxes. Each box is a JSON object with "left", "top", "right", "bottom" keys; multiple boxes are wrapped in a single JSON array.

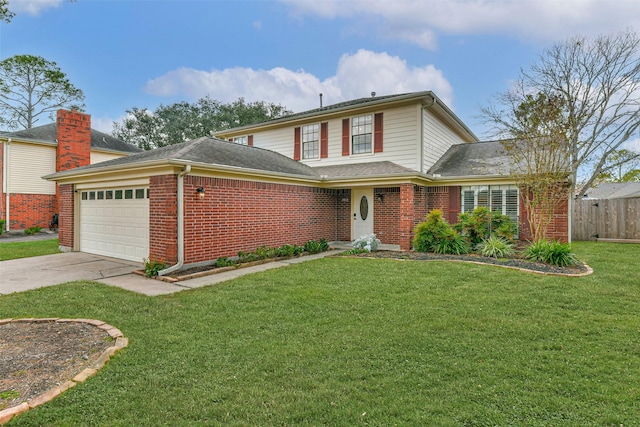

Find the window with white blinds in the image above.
[{"left": 460, "top": 185, "right": 519, "bottom": 224}]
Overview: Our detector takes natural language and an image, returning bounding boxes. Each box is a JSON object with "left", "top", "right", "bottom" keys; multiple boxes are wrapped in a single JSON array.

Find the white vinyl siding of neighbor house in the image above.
[
  {"left": 91, "top": 151, "right": 126, "bottom": 165},
  {"left": 422, "top": 108, "right": 468, "bottom": 173},
  {"left": 8, "top": 142, "right": 56, "bottom": 194}
]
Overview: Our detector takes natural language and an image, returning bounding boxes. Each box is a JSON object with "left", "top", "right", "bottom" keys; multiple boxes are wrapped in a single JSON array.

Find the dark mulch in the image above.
[{"left": 339, "top": 251, "right": 590, "bottom": 275}]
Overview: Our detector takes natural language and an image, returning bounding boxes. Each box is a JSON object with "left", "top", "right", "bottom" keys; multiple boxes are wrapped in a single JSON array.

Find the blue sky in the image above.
[{"left": 2, "top": 0, "right": 639, "bottom": 150}]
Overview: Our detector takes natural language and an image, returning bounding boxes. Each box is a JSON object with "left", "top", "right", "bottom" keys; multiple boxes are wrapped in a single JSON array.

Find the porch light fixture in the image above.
[
  {"left": 376, "top": 193, "right": 384, "bottom": 203},
  {"left": 196, "top": 187, "right": 205, "bottom": 199}
]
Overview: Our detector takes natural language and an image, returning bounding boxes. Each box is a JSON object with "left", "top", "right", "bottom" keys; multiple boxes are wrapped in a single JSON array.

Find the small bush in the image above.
[
  {"left": 274, "top": 244, "right": 296, "bottom": 258},
  {"left": 292, "top": 245, "right": 305, "bottom": 256},
  {"left": 254, "top": 245, "right": 276, "bottom": 260},
  {"left": 143, "top": 258, "right": 167, "bottom": 278},
  {"left": 432, "top": 228, "right": 470, "bottom": 255},
  {"left": 525, "top": 239, "right": 579, "bottom": 267},
  {"left": 24, "top": 226, "right": 42, "bottom": 235},
  {"left": 0, "top": 219, "right": 5, "bottom": 234},
  {"left": 413, "top": 209, "right": 451, "bottom": 252},
  {"left": 304, "top": 239, "right": 330, "bottom": 254},
  {"left": 476, "top": 236, "right": 515, "bottom": 258},
  {"left": 455, "top": 207, "right": 517, "bottom": 245},
  {"left": 352, "top": 234, "right": 381, "bottom": 252},
  {"left": 215, "top": 257, "right": 237, "bottom": 268}
]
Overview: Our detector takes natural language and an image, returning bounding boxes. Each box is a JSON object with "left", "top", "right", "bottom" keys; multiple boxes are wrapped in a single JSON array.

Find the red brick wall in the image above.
[
  {"left": 56, "top": 110, "right": 91, "bottom": 173},
  {"left": 519, "top": 193, "right": 569, "bottom": 242},
  {"left": 336, "top": 189, "right": 351, "bottom": 241},
  {"left": 149, "top": 175, "right": 341, "bottom": 265},
  {"left": 6, "top": 193, "right": 56, "bottom": 230},
  {"left": 58, "top": 184, "right": 74, "bottom": 249},
  {"left": 149, "top": 175, "right": 178, "bottom": 264},
  {"left": 373, "top": 187, "right": 400, "bottom": 245},
  {"left": 0, "top": 142, "right": 4, "bottom": 228},
  {"left": 398, "top": 183, "right": 415, "bottom": 250}
]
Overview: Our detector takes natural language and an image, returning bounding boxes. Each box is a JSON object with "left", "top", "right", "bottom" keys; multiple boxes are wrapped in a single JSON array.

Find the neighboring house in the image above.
[
  {"left": 45, "top": 91, "right": 569, "bottom": 267},
  {"left": 1, "top": 109, "right": 142, "bottom": 232},
  {"left": 580, "top": 182, "right": 640, "bottom": 199}
]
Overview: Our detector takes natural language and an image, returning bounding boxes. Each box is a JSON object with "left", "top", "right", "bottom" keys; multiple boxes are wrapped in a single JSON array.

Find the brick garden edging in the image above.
[{"left": 0, "top": 318, "right": 129, "bottom": 425}]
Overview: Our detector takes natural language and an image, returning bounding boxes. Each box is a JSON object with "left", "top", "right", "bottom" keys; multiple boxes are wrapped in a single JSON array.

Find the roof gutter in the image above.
[{"left": 158, "top": 164, "right": 191, "bottom": 276}]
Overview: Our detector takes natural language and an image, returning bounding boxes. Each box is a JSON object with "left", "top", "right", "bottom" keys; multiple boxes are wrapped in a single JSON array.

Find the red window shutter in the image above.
[
  {"left": 293, "top": 127, "right": 301, "bottom": 161},
  {"left": 342, "top": 118, "right": 350, "bottom": 156},
  {"left": 247, "top": 135, "right": 253, "bottom": 147},
  {"left": 374, "top": 112, "right": 383, "bottom": 153},
  {"left": 448, "top": 186, "right": 461, "bottom": 223},
  {"left": 320, "top": 122, "right": 328, "bottom": 158}
]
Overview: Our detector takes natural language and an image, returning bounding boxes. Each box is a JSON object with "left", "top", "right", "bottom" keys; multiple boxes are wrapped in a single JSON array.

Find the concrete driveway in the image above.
[{"left": 0, "top": 252, "right": 150, "bottom": 295}]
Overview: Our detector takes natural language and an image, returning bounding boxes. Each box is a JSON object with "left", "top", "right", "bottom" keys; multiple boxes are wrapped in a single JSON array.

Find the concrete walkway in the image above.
[{"left": 1, "top": 250, "right": 344, "bottom": 296}]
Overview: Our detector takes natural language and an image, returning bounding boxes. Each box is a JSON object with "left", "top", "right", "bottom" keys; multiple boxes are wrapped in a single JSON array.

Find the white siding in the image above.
[
  {"left": 8, "top": 142, "right": 56, "bottom": 194},
  {"left": 91, "top": 151, "right": 125, "bottom": 164},
  {"left": 422, "top": 109, "right": 468, "bottom": 172},
  {"left": 253, "top": 104, "right": 422, "bottom": 171}
]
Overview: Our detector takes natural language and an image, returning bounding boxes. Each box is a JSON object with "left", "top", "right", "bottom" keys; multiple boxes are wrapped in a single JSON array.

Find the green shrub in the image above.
[
  {"left": 254, "top": 245, "right": 276, "bottom": 260},
  {"left": 238, "top": 251, "right": 259, "bottom": 263},
  {"left": 24, "top": 226, "right": 42, "bottom": 235},
  {"left": 0, "top": 219, "right": 5, "bottom": 234},
  {"left": 304, "top": 239, "right": 329, "bottom": 254},
  {"left": 292, "top": 245, "right": 305, "bottom": 256},
  {"left": 143, "top": 258, "right": 167, "bottom": 278},
  {"left": 432, "top": 228, "right": 470, "bottom": 255},
  {"left": 455, "top": 207, "right": 517, "bottom": 245},
  {"left": 525, "top": 239, "right": 579, "bottom": 267},
  {"left": 215, "top": 257, "right": 237, "bottom": 268},
  {"left": 413, "top": 209, "right": 452, "bottom": 252},
  {"left": 274, "top": 244, "right": 296, "bottom": 258},
  {"left": 475, "top": 236, "right": 515, "bottom": 258}
]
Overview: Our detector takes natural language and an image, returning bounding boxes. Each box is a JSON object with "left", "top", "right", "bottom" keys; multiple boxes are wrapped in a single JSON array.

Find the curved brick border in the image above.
[{"left": 0, "top": 318, "right": 128, "bottom": 425}]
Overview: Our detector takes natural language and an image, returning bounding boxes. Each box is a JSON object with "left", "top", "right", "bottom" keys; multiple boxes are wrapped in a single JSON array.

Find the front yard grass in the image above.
[
  {"left": 1, "top": 241, "right": 639, "bottom": 425},
  {"left": 0, "top": 239, "right": 60, "bottom": 261}
]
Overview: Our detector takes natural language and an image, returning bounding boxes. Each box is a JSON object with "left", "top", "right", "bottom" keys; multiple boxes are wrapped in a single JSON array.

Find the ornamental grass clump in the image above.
[
  {"left": 475, "top": 236, "right": 515, "bottom": 259},
  {"left": 525, "top": 239, "right": 579, "bottom": 267}
]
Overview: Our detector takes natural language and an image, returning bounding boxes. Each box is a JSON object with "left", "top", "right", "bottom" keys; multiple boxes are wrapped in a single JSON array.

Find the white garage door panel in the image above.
[{"left": 79, "top": 188, "right": 149, "bottom": 262}]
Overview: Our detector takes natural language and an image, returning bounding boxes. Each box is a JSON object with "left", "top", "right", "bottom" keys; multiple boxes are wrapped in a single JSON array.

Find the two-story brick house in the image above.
[{"left": 45, "top": 91, "right": 569, "bottom": 268}]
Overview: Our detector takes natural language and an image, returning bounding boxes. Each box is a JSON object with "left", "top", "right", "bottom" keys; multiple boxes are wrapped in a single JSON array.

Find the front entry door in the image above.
[{"left": 352, "top": 188, "right": 374, "bottom": 240}]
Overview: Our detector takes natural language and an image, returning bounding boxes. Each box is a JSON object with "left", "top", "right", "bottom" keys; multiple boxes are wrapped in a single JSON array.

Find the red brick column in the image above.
[
  {"left": 58, "top": 184, "right": 74, "bottom": 250},
  {"left": 149, "top": 175, "right": 178, "bottom": 264},
  {"left": 399, "top": 183, "right": 415, "bottom": 250}
]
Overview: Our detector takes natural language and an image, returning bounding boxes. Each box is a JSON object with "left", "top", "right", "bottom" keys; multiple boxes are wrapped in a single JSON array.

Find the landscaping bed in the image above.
[{"left": 342, "top": 250, "right": 591, "bottom": 275}]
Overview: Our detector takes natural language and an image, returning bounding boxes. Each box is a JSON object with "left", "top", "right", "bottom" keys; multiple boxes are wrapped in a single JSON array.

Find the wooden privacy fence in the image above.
[{"left": 572, "top": 198, "right": 640, "bottom": 241}]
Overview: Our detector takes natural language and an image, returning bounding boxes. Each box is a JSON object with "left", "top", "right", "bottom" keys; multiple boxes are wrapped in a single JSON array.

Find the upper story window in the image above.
[
  {"left": 302, "top": 124, "right": 319, "bottom": 159},
  {"left": 351, "top": 114, "right": 372, "bottom": 154},
  {"left": 233, "top": 136, "right": 248, "bottom": 145}
]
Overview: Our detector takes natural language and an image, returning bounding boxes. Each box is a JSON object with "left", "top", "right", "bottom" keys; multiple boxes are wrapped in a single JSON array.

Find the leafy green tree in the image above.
[
  {"left": 0, "top": 54, "right": 85, "bottom": 129},
  {"left": 482, "top": 30, "right": 640, "bottom": 199},
  {"left": 1, "top": 0, "right": 15, "bottom": 23},
  {"left": 112, "top": 97, "right": 291, "bottom": 150},
  {"left": 595, "top": 149, "right": 640, "bottom": 182}
]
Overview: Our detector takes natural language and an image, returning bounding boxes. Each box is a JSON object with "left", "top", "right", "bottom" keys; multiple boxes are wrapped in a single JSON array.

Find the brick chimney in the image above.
[{"left": 56, "top": 109, "right": 91, "bottom": 172}]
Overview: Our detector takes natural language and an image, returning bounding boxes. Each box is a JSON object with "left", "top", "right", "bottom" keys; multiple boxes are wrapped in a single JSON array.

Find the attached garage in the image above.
[{"left": 78, "top": 186, "right": 149, "bottom": 262}]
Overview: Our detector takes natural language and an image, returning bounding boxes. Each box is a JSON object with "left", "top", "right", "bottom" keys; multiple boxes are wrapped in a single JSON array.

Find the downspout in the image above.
[
  {"left": 3, "top": 138, "right": 10, "bottom": 233},
  {"left": 158, "top": 164, "right": 191, "bottom": 276}
]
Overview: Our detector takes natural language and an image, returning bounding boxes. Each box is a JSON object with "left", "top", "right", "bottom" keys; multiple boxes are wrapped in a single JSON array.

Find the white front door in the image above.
[{"left": 352, "top": 188, "right": 374, "bottom": 240}]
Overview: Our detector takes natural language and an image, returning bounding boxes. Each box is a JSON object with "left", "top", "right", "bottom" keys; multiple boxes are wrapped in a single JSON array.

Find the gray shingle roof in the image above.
[
  {"left": 428, "top": 140, "right": 511, "bottom": 177},
  {"left": 312, "top": 161, "right": 415, "bottom": 179},
  {"left": 1, "top": 123, "right": 142, "bottom": 154},
  {"left": 60, "top": 137, "right": 320, "bottom": 177},
  {"left": 582, "top": 182, "right": 640, "bottom": 199}
]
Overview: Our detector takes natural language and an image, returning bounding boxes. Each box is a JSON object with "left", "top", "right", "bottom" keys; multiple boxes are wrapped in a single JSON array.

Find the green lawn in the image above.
[
  {"left": 0, "top": 239, "right": 60, "bottom": 260},
  {"left": 1, "top": 242, "right": 639, "bottom": 426}
]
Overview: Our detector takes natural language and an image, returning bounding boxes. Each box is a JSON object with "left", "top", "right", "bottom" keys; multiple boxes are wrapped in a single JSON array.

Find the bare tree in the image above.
[
  {"left": 482, "top": 30, "right": 640, "bottom": 199},
  {"left": 0, "top": 54, "right": 85, "bottom": 130}
]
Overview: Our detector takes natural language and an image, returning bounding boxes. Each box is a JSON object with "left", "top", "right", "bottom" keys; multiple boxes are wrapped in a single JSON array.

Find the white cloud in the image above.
[
  {"left": 282, "top": 0, "right": 640, "bottom": 49},
  {"left": 623, "top": 137, "right": 640, "bottom": 154},
  {"left": 10, "top": 0, "right": 62, "bottom": 15},
  {"left": 144, "top": 49, "right": 454, "bottom": 113},
  {"left": 91, "top": 116, "right": 118, "bottom": 134}
]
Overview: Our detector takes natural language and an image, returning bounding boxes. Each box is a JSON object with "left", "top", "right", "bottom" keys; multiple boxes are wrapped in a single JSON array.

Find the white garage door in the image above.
[{"left": 79, "top": 187, "right": 149, "bottom": 262}]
